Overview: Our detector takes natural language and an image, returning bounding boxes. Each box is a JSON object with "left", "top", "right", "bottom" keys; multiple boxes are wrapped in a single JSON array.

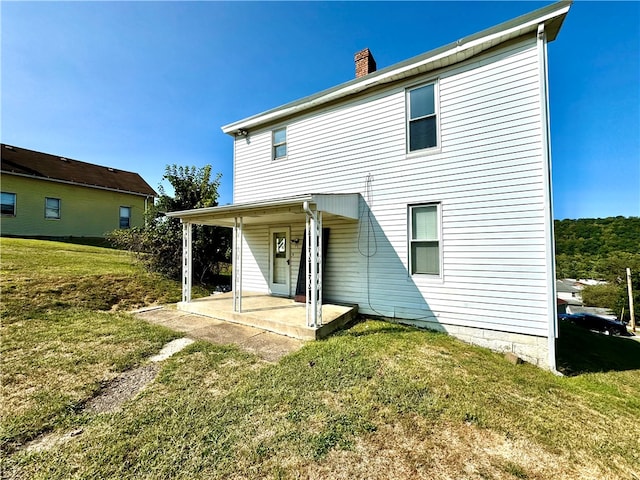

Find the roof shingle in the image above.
[{"left": 1, "top": 144, "right": 156, "bottom": 197}]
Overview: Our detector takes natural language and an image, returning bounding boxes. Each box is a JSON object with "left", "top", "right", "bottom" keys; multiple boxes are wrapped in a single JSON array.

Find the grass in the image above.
[
  {"left": 2, "top": 238, "right": 640, "bottom": 479},
  {"left": 0, "top": 238, "right": 199, "bottom": 317},
  {"left": 0, "top": 238, "right": 208, "bottom": 452}
]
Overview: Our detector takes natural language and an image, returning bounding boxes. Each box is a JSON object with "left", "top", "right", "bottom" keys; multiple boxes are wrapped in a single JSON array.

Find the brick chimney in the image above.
[{"left": 354, "top": 48, "right": 377, "bottom": 78}]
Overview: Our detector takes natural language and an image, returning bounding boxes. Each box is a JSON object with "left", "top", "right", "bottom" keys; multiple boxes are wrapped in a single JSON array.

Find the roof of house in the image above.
[
  {"left": 166, "top": 193, "right": 360, "bottom": 227},
  {"left": 221, "top": 1, "right": 571, "bottom": 135},
  {"left": 1, "top": 144, "right": 157, "bottom": 197},
  {"left": 556, "top": 280, "right": 581, "bottom": 294}
]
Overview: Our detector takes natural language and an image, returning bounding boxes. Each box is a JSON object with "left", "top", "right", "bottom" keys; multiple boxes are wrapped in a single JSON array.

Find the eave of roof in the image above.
[
  {"left": 1, "top": 144, "right": 157, "bottom": 197},
  {"left": 165, "top": 193, "right": 360, "bottom": 226},
  {"left": 221, "top": 1, "right": 571, "bottom": 136}
]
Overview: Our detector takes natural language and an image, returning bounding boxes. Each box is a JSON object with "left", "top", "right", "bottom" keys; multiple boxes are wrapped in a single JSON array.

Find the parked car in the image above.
[{"left": 558, "top": 313, "right": 634, "bottom": 336}]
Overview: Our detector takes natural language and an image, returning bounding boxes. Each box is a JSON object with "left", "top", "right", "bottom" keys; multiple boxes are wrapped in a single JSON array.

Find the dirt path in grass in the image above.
[{"left": 21, "top": 337, "right": 195, "bottom": 453}]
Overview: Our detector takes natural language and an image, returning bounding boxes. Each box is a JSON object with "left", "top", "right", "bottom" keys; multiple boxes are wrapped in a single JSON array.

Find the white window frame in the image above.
[
  {"left": 408, "top": 203, "right": 442, "bottom": 276},
  {"left": 119, "top": 206, "right": 131, "bottom": 229},
  {"left": 272, "top": 127, "right": 287, "bottom": 160},
  {"left": 45, "top": 197, "right": 61, "bottom": 219},
  {"left": 1, "top": 192, "right": 16, "bottom": 216},
  {"left": 406, "top": 80, "right": 440, "bottom": 154}
]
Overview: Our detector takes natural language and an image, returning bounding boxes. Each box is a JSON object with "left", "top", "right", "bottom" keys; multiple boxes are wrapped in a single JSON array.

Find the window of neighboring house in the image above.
[
  {"left": 120, "top": 206, "right": 131, "bottom": 229},
  {"left": 1, "top": 192, "right": 16, "bottom": 216},
  {"left": 45, "top": 197, "right": 61, "bottom": 219},
  {"left": 409, "top": 203, "right": 441, "bottom": 275},
  {"left": 407, "top": 82, "right": 438, "bottom": 152},
  {"left": 273, "top": 127, "right": 287, "bottom": 159}
]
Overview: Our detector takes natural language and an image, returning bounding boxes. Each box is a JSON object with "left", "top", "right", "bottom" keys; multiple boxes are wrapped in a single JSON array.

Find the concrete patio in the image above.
[
  {"left": 133, "top": 307, "right": 304, "bottom": 362},
  {"left": 176, "top": 291, "right": 358, "bottom": 340}
]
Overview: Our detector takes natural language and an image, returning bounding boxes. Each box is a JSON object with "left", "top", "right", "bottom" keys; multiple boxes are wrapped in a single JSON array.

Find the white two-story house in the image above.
[{"left": 168, "top": 2, "right": 571, "bottom": 370}]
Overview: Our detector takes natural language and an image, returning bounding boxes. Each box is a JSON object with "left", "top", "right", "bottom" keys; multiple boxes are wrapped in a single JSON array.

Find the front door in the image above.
[{"left": 269, "top": 227, "right": 290, "bottom": 296}]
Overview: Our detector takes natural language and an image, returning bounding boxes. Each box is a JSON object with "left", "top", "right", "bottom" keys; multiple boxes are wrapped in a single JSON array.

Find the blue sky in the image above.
[{"left": 2, "top": 1, "right": 638, "bottom": 220}]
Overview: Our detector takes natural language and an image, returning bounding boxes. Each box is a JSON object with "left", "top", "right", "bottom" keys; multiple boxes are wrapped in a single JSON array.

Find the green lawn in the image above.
[{"left": 2, "top": 238, "right": 639, "bottom": 479}]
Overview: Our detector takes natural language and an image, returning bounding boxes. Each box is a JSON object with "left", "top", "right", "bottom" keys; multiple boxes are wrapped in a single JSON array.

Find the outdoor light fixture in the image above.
[
  {"left": 235, "top": 129, "right": 248, "bottom": 137},
  {"left": 291, "top": 238, "right": 300, "bottom": 244}
]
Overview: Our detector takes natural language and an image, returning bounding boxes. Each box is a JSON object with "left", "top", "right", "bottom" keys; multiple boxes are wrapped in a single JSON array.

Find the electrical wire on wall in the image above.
[
  {"left": 357, "top": 173, "right": 387, "bottom": 317},
  {"left": 357, "top": 173, "right": 437, "bottom": 322}
]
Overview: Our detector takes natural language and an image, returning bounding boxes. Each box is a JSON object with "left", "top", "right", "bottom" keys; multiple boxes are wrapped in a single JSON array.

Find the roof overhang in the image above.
[
  {"left": 221, "top": 1, "right": 571, "bottom": 136},
  {"left": 1, "top": 170, "right": 157, "bottom": 197},
  {"left": 165, "top": 193, "right": 361, "bottom": 227}
]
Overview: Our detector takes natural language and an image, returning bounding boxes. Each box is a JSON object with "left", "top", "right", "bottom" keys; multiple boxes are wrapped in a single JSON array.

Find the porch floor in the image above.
[{"left": 177, "top": 292, "right": 358, "bottom": 340}]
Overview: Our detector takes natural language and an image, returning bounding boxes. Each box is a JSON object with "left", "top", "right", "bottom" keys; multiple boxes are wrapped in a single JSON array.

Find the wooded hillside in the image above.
[
  {"left": 554, "top": 216, "right": 639, "bottom": 318},
  {"left": 555, "top": 216, "right": 639, "bottom": 257},
  {"left": 555, "top": 216, "right": 639, "bottom": 280}
]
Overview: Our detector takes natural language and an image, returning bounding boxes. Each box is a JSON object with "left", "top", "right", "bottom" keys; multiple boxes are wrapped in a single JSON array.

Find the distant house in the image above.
[
  {"left": 1, "top": 144, "right": 156, "bottom": 238},
  {"left": 556, "top": 279, "right": 583, "bottom": 306},
  {"left": 168, "top": 2, "right": 571, "bottom": 369}
]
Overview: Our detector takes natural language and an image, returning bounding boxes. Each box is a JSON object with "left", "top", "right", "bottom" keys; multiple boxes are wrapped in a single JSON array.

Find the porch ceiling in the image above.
[{"left": 165, "top": 193, "right": 361, "bottom": 227}]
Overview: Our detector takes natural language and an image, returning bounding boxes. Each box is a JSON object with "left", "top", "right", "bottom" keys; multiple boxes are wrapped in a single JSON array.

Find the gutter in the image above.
[
  {"left": 221, "top": 2, "right": 571, "bottom": 135},
  {"left": 165, "top": 194, "right": 317, "bottom": 219},
  {"left": 537, "top": 23, "right": 559, "bottom": 372},
  {"left": 1, "top": 171, "right": 157, "bottom": 198}
]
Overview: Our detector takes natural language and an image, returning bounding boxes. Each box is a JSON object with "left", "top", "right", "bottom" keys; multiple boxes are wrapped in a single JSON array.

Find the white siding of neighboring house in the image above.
[{"left": 234, "top": 36, "right": 552, "bottom": 338}]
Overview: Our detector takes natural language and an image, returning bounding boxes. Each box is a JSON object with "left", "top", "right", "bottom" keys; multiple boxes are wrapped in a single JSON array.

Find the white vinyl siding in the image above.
[{"left": 233, "top": 37, "right": 551, "bottom": 337}]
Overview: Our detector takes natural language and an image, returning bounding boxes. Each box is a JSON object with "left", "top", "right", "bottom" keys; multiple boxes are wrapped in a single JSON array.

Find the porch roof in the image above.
[{"left": 165, "top": 193, "right": 361, "bottom": 227}]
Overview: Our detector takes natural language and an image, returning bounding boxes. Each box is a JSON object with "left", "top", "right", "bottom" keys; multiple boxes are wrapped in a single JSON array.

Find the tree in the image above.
[
  {"left": 582, "top": 283, "right": 625, "bottom": 314},
  {"left": 108, "top": 165, "right": 231, "bottom": 286}
]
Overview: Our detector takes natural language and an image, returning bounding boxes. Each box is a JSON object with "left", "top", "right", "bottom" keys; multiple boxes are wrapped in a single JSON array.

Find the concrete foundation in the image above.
[{"left": 395, "top": 318, "right": 550, "bottom": 369}]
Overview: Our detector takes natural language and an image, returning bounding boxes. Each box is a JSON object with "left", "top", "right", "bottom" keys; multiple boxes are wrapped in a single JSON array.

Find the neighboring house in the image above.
[
  {"left": 169, "top": 2, "right": 571, "bottom": 369},
  {"left": 556, "top": 279, "right": 583, "bottom": 306},
  {"left": 557, "top": 298, "right": 569, "bottom": 315},
  {"left": 1, "top": 144, "right": 156, "bottom": 238},
  {"left": 575, "top": 278, "right": 607, "bottom": 288}
]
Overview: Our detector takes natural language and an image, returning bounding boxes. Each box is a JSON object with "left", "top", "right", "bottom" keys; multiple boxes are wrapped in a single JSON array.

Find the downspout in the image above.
[
  {"left": 537, "top": 23, "right": 559, "bottom": 372},
  {"left": 144, "top": 196, "right": 150, "bottom": 227}
]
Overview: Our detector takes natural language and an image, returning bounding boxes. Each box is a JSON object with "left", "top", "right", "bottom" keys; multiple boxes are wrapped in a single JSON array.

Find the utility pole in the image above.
[{"left": 626, "top": 268, "right": 636, "bottom": 332}]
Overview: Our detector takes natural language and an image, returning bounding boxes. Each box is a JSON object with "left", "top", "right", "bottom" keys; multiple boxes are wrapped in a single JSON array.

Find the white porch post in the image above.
[
  {"left": 317, "top": 211, "right": 323, "bottom": 325},
  {"left": 182, "top": 221, "right": 192, "bottom": 303},
  {"left": 232, "top": 216, "right": 243, "bottom": 313},
  {"left": 304, "top": 204, "right": 323, "bottom": 328}
]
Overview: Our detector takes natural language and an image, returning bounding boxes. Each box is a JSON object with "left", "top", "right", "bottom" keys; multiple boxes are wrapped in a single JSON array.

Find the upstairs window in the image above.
[
  {"left": 273, "top": 127, "right": 287, "bottom": 159},
  {"left": 407, "top": 82, "right": 438, "bottom": 152},
  {"left": 409, "top": 203, "right": 441, "bottom": 275},
  {"left": 1, "top": 192, "right": 16, "bottom": 216},
  {"left": 120, "top": 206, "right": 131, "bottom": 229},
  {"left": 45, "top": 197, "right": 61, "bottom": 219}
]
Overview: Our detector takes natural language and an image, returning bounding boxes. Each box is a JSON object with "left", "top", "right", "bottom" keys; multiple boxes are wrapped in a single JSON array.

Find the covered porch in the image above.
[{"left": 166, "top": 193, "right": 361, "bottom": 339}]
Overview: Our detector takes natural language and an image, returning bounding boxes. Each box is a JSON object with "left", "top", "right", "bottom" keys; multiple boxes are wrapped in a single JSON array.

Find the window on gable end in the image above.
[
  {"left": 409, "top": 203, "right": 441, "bottom": 275},
  {"left": 273, "top": 127, "right": 287, "bottom": 159},
  {"left": 407, "top": 82, "right": 438, "bottom": 152},
  {"left": 1, "top": 192, "right": 16, "bottom": 216}
]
